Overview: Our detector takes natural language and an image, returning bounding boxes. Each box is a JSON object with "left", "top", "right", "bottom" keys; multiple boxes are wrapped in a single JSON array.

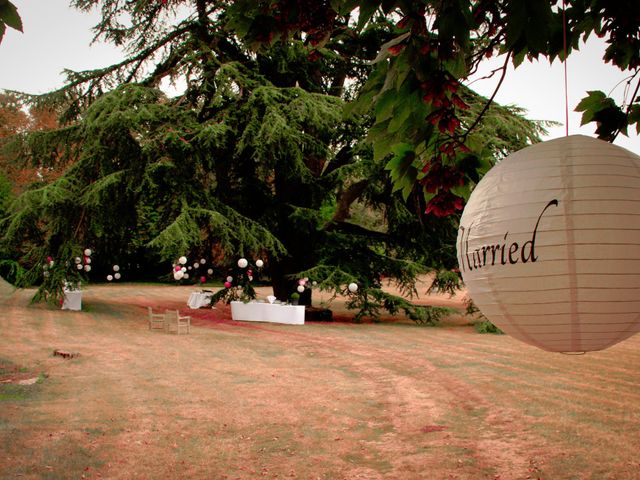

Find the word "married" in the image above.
[{"left": 458, "top": 199, "right": 558, "bottom": 272}]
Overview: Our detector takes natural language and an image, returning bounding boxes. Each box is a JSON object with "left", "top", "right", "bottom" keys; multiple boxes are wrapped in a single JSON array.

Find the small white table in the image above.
[
  {"left": 62, "top": 290, "right": 82, "bottom": 311},
  {"left": 230, "top": 301, "right": 305, "bottom": 325},
  {"left": 187, "top": 291, "right": 213, "bottom": 309}
]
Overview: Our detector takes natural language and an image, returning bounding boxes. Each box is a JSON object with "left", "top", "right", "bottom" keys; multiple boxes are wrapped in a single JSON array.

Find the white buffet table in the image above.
[
  {"left": 230, "top": 301, "right": 305, "bottom": 325},
  {"left": 187, "top": 291, "right": 214, "bottom": 309}
]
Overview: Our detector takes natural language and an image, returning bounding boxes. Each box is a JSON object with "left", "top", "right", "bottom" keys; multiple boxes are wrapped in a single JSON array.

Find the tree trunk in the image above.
[{"left": 269, "top": 256, "right": 312, "bottom": 306}]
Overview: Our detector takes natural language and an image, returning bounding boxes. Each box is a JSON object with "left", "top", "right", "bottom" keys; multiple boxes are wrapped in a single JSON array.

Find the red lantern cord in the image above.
[{"left": 562, "top": 0, "right": 569, "bottom": 136}]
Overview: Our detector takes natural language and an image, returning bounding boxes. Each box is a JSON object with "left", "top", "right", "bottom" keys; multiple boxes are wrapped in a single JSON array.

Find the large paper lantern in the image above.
[{"left": 457, "top": 135, "right": 640, "bottom": 353}]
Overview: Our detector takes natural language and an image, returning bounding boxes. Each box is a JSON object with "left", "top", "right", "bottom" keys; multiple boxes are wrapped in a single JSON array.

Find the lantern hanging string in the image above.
[{"left": 562, "top": 0, "right": 570, "bottom": 136}]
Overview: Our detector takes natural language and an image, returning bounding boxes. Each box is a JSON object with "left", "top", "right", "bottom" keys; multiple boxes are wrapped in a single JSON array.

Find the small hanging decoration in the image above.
[
  {"left": 457, "top": 135, "right": 640, "bottom": 353},
  {"left": 237, "top": 258, "right": 248, "bottom": 268},
  {"left": 348, "top": 283, "right": 358, "bottom": 293},
  {"left": 297, "top": 285, "right": 305, "bottom": 293},
  {"left": 178, "top": 256, "right": 187, "bottom": 265},
  {"left": 256, "top": 259, "right": 264, "bottom": 268}
]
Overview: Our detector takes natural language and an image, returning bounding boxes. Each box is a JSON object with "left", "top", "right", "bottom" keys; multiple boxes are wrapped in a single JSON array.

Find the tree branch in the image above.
[{"left": 460, "top": 50, "right": 511, "bottom": 143}]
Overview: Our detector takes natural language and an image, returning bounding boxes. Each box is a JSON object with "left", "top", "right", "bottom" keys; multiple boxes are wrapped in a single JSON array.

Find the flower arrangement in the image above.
[
  {"left": 210, "top": 257, "right": 265, "bottom": 304},
  {"left": 35, "top": 246, "right": 94, "bottom": 305}
]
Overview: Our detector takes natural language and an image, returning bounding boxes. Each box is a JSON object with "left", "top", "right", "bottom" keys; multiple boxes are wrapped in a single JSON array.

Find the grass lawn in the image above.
[{"left": 1, "top": 282, "right": 639, "bottom": 479}]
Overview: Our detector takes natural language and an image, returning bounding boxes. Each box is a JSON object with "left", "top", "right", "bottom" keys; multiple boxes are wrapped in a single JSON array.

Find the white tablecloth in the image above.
[
  {"left": 62, "top": 290, "right": 82, "bottom": 311},
  {"left": 188, "top": 291, "right": 213, "bottom": 309},
  {"left": 230, "top": 301, "right": 304, "bottom": 325}
]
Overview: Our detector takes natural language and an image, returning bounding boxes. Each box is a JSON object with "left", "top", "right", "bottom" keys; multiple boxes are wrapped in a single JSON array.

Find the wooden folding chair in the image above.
[
  {"left": 165, "top": 310, "right": 191, "bottom": 334},
  {"left": 147, "top": 307, "right": 166, "bottom": 331}
]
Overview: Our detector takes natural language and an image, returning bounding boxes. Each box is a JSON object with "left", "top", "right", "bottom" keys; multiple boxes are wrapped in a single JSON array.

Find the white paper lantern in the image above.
[
  {"left": 107, "top": 275, "right": 113, "bottom": 281},
  {"left": 113, "top": 265, "right": 120, "bottom": 272},
  {"left": 76, "top": 264, "right": 83, "bottom": 270},
  {"left": 348, "top": 283, "right": 358, "bottom": 293},
  {"left": 297, "top": 285, "right": 305, "bottom": 293},
  {"left": 200, "top": 258, "right": 206, "bottom": 264},
  {"left": 181, "top": 267, "right": 187, "bottom": 273},
  {"left": 256, "top": 259, "right": 264, "bottom": 268},
  {"left": 226, "top": 275, "right": 233, "bottom": 282},
  {"left": 84, "top": 248, "right": 92, "bottom": 256},
  {"left": 193, "top": 263, "right": 199, "bottom": 269},
  {"left": 84, "top": 265, "right": 91, "bottom": 272},
  {"left": 457, "top": 135, "right": 640, "bottom": 353},
  {"left": 178, "top": 256, "right": 187, "bottom": 265},
  {"left": 114, "top": 272, "right": 121, "bottom": 280},
  {"left": 183, "top": 273, "right": 189, "bottom": 279},
  {"left": 174, "top": 270, "right": 184, "bottom": 280},
  {"left": 237, "top": 258, "right": 248, "bottom": 268},
  {"left": 207, "top": 268, "right": 214, "bottom": 275},
  {"left": 74, "top": 257, "right": 82, "bottom": 264}
]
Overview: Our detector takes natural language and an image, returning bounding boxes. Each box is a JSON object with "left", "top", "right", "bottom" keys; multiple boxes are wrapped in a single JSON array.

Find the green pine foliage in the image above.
[{"left": 0, "top": 2, "right": 548, "bottom": 321}]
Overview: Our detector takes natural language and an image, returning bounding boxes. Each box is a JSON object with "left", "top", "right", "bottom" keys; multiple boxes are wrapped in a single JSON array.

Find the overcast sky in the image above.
[{"left": 1, "top": 0, "right": 638, "bottom": 154}]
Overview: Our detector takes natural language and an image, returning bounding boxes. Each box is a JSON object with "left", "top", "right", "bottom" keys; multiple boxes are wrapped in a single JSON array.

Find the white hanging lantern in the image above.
[
  {"left": 174, "top": 270, "right": 184, "bottom": 281},
  {"left": 107, "top": 275, "right": 113, "bottom": 281},
  {"left": 297, "top": 285, "right": 305, "bottom": 293},
  {"left": 74, "top": 257, "right": 82, "bottom": 264},
  {"left": 183, "top": 272, "right": 190, "bottom": 279},
  {"left": 84, "top": 265, "right": 91, "bottom": 272},
  {"left": 256, "top": 259, "right": 264, "bottom": 268},
  {"left": 226, "top": 275, "right": 233, "bottom": 282},
  {"left": 181, "top": 267, "right": 187, "bottom": 273},
  {"left": 457, "top": 135, "right": 640, "bottom": 353},
  {"left": 200, "top": 258, "right": 206, "bottom": 264},
  {"left": 84, "top": 248, "right": 92, "bottom": 256},
  {"left": 76, "top": 264, "right": 83, "bottom": 270},
  {"left": 113, "top": 265, "right": 120, "bottom": 272},
  {"left": 237, "top": 258, "right": 248, "bottom": 268},
  {"left": 114, "top": 272, "right": 121, "bottom": 280},
  {"left": 348, "top": 283, "right": 358, "bottom": 293},
  {"left": 178, "top": 256, "right": 187, "bottom": 265},
  {"left": 207, "top": 268, "right": 214, "bottom": 275},
  {"left": 193, "top": 262, "right": 199, "bottom": 269}
]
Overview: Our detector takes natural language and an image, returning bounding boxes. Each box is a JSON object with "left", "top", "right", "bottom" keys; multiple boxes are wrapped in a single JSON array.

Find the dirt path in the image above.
[{"left": 1, "top": 284, "right": 639, "bottom": 479}]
